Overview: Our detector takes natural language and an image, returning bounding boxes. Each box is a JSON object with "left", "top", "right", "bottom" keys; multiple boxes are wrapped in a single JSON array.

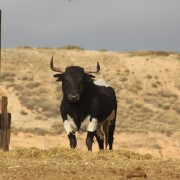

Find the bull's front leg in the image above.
[
  {"left": 86, "top": 118, "right": 98, "bottom": 151},
  {"left": 63, "top": 115, "right": 77, "bottom": 149},
  {"left": 68, "top": 132, "right": 77, "bottom": 149}
]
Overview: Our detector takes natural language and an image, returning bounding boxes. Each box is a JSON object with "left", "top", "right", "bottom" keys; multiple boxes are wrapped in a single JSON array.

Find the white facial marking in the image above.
[
  {"left": 87, "top": 118, "right": 98, "bottom": 132},
  {"left": 94, "top": 79, "right": 110, "bottom": 87},
  {"left": 63, "top": 115, "right": 77, "bottom": 134}
]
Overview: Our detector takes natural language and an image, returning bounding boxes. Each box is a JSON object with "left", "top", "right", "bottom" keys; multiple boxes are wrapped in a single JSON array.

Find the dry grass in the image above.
[
  {"left": 128, "top": 50, "right": 178, "bottom": 57},
  {"left": 0, "top": 147, "right": 179, "bottom": 180}
]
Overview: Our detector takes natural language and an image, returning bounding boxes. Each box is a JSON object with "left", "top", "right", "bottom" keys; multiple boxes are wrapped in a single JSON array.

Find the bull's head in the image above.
[{"left": 50, "top": 57, "right": 100, "bottom": 102}]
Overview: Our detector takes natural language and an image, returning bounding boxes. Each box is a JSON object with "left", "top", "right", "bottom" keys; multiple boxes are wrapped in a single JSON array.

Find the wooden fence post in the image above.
[
  {"left": 0, "top": 11, "right": 12, "bottom": 151},
  {"left": 0, "top": 96, "right": 11, "bottom": 151}
]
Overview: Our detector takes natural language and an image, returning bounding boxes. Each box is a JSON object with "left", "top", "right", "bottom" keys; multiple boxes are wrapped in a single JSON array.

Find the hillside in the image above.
[{"left": 0, "top": 47, "right": 180, "bottom": 158}]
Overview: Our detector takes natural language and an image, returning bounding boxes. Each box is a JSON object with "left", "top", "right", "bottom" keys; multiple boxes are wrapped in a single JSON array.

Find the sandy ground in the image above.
[{"left": 10, "top": 131, "right": 180, "bottom": 159}]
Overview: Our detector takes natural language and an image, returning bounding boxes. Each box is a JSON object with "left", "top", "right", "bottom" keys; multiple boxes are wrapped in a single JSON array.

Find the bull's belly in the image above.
[
  {"left": 63, "top": 110, "right": 115, "bottom": 134},
  {"left": 63, "top": 115, "right": 98, "bottom": 134}
]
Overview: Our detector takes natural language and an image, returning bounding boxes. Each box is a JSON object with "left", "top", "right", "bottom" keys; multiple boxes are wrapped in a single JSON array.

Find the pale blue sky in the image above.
[{"left": 0, "top": 0, "right": 180, "bottom": 52}]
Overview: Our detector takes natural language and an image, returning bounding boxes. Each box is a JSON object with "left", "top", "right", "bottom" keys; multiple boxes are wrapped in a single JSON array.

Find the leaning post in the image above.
[{"left": 0, "top": 96, "right": 11, "bottom": 151}]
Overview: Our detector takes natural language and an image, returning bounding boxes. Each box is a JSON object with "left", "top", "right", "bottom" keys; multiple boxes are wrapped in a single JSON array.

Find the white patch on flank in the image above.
[
  {"left": 94, "top": 79, "right": 110, "bottom": 87},
  {"left": 99, "top": 109, "right": 115, "bottom": 126},
  {"left": 98, "top": 109, "right": 116, "bottom": 138},
  {"left": 106, "top": 110, "right": 115, "bottom": 123},
  {"left": 63, "top": 115, "right": 77, "bottom": 134}
]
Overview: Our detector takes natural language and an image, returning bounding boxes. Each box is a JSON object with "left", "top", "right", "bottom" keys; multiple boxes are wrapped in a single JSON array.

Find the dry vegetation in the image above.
[
  {"left": 0, "top": 47, "right": 180, "bottom": 179},
  {"left": 0, "top": 147, "right": 179, "bottom": 180}
]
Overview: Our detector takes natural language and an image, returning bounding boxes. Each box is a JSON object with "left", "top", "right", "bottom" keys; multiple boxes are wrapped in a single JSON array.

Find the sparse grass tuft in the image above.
[
  {"left": 152, "top": 143, "right": 162, "bottom": 149},
  {"left": 58, "top": 45, "right": 84, "bottom": 50},
  {"left": 17, "top": 45, "right": 32, "bottom": 49},
  {"left": 1, "top": 72, "right": 16, "bottom": 82},
  {"left": 127, "top": 83, "right": 143, "bottom": 93},
  {"left": 26, "top": 82, "right": 41, "bottom": 89},
  {"left": 51, "top": 122, "right": 64, "bottom": 134},
  {"left": 99, "top": 49, "right": 108, "bottom": 52},
  {"left": 175, "top": 83, "right": 180, "bottom": 90},
  {"left": 128, "top": 50, "right": 174, "bottom": 57},
  {"left": 159, "top": 91, "right": 178, "bottom": 99},
  {"left": 20, "top": 109, "right": 28, "bottom": 115},
  {"left": 25, "top": 128, "right": 46, "bottom": 136},
  {"left": 145, "top": 74, "right": 153, "bottom": 79}
]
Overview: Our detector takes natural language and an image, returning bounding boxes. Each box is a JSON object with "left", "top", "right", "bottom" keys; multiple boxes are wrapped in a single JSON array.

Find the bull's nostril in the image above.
[{"left": 68, "top": 94, "right": 80, "bottom": 101}]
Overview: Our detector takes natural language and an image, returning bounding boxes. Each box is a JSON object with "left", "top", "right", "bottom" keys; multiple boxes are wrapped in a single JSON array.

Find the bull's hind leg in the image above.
[
  {"left": 108, "top": 119, "right": 116, "bottom": 150},
  {"left": 104, "top": 109, "right": 116, "bottom": 150},
  {"left": 108, "top": 108, "right": 117, "bottom": 150},
  {"left": 95, "top": 126, "right": 104, "bottom": 149}
]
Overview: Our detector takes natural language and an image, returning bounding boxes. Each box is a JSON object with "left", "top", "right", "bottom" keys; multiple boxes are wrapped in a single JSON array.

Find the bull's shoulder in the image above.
[
  {"left": 94, "top": 79, "right": 110, "bottom": 87},
  {"left": 94, "top": 80, "right": 116, "bottom": 98}
]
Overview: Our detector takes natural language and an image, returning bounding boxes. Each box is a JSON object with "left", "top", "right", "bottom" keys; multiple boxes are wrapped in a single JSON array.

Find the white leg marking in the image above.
[
  {"left": 87, "top": 118, "right": 98, "bottom": 132},
  {"left": 63, "top": 115, "right": 77, "bottom": 134},
  {"left": 96, "top": 125, "right": 104, "bottom": 140}
]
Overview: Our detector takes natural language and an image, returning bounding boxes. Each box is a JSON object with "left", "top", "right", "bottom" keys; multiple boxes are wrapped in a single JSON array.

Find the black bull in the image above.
[{"left": 50, "top": 57, "right": 117, "bottom": 151}]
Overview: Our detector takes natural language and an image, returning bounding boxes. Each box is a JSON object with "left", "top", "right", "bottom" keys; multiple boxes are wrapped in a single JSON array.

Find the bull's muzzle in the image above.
[{"left": 68, "top": 94, "right": 80, "bottom": 102}]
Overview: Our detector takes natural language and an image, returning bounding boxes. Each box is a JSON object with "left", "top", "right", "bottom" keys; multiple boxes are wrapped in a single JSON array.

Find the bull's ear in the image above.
[
  {"left": 53, "top": 74, "right": 63, "bottom": 82},
  {"left": 86, "top": 74, "right": 95, "bottom": 82}
]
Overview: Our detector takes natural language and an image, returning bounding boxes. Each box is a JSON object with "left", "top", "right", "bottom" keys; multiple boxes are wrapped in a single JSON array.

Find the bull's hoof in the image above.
[
  {"left": 86, "top": 140, "right": 93, "bottom": 151},
  {"left": 70, "top": 143, "right": 76, "bottom": 149}
]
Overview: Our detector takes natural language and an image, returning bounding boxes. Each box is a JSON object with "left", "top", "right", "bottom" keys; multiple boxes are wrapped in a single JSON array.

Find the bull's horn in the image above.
[
  {"left": 50, "top": 56, "right": 64, "bottom": 73},
  {"left": 85, "top": 62, "right": 100, "bottom": 73}
]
